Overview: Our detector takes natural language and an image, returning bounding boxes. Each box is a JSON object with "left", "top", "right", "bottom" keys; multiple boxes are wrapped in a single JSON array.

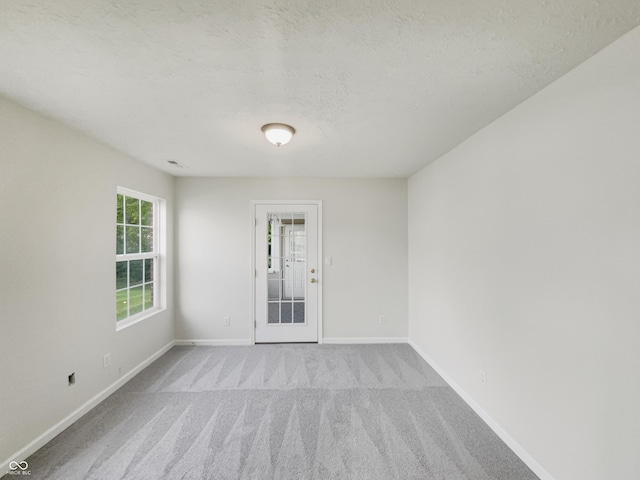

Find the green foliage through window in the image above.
[{"left": 116, "top": 189, "right": 158, "bottom": 323}]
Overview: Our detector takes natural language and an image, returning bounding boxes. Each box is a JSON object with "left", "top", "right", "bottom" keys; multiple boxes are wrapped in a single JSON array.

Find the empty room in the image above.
[{"left": 1, "top": 1, "right": 639, "bottom": 479}]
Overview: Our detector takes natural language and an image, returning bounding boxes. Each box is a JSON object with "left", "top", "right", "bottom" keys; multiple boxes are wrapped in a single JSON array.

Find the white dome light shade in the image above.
[{"left": 261, "top": 123, "right": 295, "bottom": 146}]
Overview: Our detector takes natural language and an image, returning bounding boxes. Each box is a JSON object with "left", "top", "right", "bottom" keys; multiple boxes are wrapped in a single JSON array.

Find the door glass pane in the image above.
[
  {"left": 265, "top": 211, "right": 306, "bottom": 328},
  {"left": 268, "top": 279, "right": 280, "bottom": 301},
  {"left": 268, "top": 303, "right": 279, "bottom": 324},
  {"left": 268, "top": 256, "right": 282, "bottom": 273},
  {"left": 293, "top": 302, "right": 305, "bottom": 324},
  {"left": 282, "top": 278, "right": 291, "bottom": 300},
  {"left": 280, "top": 302, "right": 293, "bottom": 323}
]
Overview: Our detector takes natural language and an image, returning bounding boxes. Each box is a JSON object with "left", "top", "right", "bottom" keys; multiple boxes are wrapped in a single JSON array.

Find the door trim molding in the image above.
[{"left": 251, "top": 200, "right": 323, "bottom": 345}]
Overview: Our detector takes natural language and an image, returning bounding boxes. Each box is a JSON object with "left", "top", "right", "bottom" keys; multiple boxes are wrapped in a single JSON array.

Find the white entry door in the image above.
[{"left": 255, "top": 203, "right": 319, "bottom": 343}]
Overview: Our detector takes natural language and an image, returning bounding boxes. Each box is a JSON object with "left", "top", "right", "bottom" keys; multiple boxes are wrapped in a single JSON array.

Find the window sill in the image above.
[{"left": 116, "top": 307, "right": 165, "bottom": 332}]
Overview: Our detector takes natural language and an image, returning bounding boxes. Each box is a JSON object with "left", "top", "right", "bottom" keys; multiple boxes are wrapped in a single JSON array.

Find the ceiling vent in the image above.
[{"left": 167, "top": 160, "right": 185, "bottom": 168}]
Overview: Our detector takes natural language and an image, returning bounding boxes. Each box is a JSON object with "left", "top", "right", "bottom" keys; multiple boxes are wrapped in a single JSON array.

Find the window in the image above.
[{"left": 116, "top": 188, "right": 161, "bottom": 326}]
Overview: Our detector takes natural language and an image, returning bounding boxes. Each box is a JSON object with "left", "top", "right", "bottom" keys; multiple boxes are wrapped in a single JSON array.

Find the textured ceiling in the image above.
[{"left": 1, "top": 1, "right": 639, "bottom": 177}]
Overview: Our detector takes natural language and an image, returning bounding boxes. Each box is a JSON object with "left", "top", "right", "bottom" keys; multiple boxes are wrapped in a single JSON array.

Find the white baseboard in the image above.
[
  {"left": 178, "top": 338, "right": 407, "bottom": 346},
  {"left": 407, "top": 339, "right": 554, "bottom": 480},
  {"left": 0, "top": 340, "right": 175, "bottom": 476},
  {"left": 174, "top": 339, "right": 252, "bottom": 346},
  {"left": 322, "top": 337, "right": 408, "bottom": 344}
]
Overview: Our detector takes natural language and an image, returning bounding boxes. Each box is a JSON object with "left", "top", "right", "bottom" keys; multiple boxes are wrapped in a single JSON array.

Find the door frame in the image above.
[{"left": 251, "top": 200, "right": 323, "bottom": 344}]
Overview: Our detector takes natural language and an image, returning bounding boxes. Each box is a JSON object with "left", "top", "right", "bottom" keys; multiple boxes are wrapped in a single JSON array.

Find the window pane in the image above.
[
  {"left": 141, "top": 227, "right": 153, "bottom": 252},
  {"left": 126, "top": 226, "right": 140, "bottom": 254},
  {"left": 116, "top": 261, "right": 128, "bottom": 290},
  {"left": 129, "top": 286, "right": 143, "bottom": 315},
  {"left": 116, "top": 290, "right": 128, "bottom": 321},
  {"left": 129, "top": 259, "right": 143, "bottom": 286},
  {"left": 145, "top": 258, "right": 153, "bottom": 283},
  {"left": 116, "top": 225, "right": 124, "bottom": 254},
  {"left": 117, "top": 194, "right": 124, "bottom": 223},
  {"left": 141, "top": 200, "right": 153, "bottom": 226},
  {"left": 126, "top": 197, "right": 140, "bottom": 225},
  {"left": 144, "top": 283, "right": 154, "bottom": 310}
]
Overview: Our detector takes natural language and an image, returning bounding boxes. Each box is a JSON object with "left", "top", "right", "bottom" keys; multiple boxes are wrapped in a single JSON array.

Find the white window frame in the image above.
[{"left": 116, "top": 187, "right": 163, "bottom": 330}]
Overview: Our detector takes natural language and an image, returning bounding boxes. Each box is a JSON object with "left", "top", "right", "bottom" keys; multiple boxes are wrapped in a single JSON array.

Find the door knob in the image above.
[
  {"left": 310, "top": 278, "right": 317, "bottom": 283},
  {"left": 310, "top": 268, "right": 315, "bottom": 273}
]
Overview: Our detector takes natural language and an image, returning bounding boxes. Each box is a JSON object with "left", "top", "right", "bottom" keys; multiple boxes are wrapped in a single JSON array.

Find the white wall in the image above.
[
  {"left": 0, "top": 96, "right": 175, "bottom": 465},
  {"left": 408, "top": 26, "right": 640, "bottom": 480},
  {"left": 176, "top": 177, "right": 407, "bottom": 342}
]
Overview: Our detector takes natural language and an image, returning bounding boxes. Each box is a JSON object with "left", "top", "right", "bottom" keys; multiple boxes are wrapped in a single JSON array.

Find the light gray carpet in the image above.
[{"left": 25, "top": 345, "right": 538, "bottom": 479}]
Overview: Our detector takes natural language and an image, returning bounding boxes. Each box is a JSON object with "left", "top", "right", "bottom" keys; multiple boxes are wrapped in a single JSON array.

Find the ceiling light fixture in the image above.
[{"left": 261, "top": 123, "right": 295, "bottom": 147}]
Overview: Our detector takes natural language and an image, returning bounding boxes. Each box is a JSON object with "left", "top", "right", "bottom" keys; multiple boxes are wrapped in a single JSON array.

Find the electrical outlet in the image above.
[
  {"left": 480, "top": 370, "right": 487, "bottom": 387},
  {"left": 379, "top": 315, "right": 386, "bottom": 324},
  {"left": 224, "top": 316, "right": 230, "bottom": 326},
  {"left": 103, "top": 353, "right": 111, "bottom": 369}
]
